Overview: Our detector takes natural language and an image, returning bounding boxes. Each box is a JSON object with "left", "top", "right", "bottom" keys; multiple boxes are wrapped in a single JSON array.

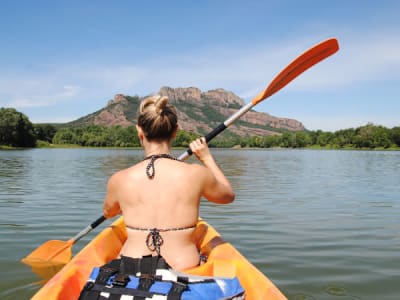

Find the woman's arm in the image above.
[
  {"left": 190, "top": 137, "right": 235, "bottom": 204},
  {"left": 103, "top": 173, "right": 121, "bottom": 218}
]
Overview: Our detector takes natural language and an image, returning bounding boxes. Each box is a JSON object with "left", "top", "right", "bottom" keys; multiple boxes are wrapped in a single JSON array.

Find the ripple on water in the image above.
[{"left": 1, "top": 149, "right": 400, "bottom": 299}]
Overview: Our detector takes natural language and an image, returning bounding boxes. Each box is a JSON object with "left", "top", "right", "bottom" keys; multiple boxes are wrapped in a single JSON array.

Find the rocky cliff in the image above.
[{"left": 67, "top": 87, "right": 305, "bottom": 137}]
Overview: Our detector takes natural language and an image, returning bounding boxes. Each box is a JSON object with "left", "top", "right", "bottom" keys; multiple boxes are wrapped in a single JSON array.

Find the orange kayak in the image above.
[{"left": 31, "top": 217, "right": 287, "bottom": 299}]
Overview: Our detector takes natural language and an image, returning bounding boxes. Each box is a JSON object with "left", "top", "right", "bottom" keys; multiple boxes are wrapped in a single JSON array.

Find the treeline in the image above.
[
  {"left": 52, "top": 126, "right": 199, "bottom": 147},
  {"left": 1, "top": 107, "right": 400, "bottom": 149},
  {"left": 44, "top": 123, "right": 400, "bottom": 149},
  {"left": 0, "top": 108, "right": 199, "bottom": 148},
  {"left": 53, "top": 126, "right": 139, "bottom": 147},
  {"left": 233, "top": 124, "right": 400, "bottom": 149}
]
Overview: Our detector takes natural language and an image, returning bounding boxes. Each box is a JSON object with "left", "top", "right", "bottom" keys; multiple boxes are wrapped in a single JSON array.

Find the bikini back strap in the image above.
[
  {"left": 146, "top": 228, "right": 163, "bottom": 255},
  {"left": 126, "top": 224, "right": 197, "bottom": 255},
  {"left": 126, "top": 224, "right": 197, "bottom": 232}
]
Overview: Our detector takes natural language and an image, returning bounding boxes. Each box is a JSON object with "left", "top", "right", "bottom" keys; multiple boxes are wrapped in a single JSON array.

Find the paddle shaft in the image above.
[
  {"left": 178, "top": 38, "right": 339, "bottom": 161},
  {"left": 71, "top": 215, "right": 106, "bottom": 244},
  {"left": 178, "top": 102, "right": 254, "bottom": 160}
]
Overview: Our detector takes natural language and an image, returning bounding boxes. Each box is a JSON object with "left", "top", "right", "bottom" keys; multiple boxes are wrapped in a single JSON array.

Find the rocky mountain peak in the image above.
[
  {"left": 202, "top": 88, "right": 244, "bottom": 106},
  {"left": 69, "top": 86, "right": 305, "bottom": 136},
  {"left": 158, "top": 86, "right": 244, "bottom": 107},
  {"left": 159, "top": 86, "right": 201, "bottom": 102},
  {"left": 107, "top": 94, "right": 128, "bottom": 106}
]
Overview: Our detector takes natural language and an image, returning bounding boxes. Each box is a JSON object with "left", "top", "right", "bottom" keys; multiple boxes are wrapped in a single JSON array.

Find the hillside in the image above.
[{"left": 67, "top": 87, "right": 305, "bottom": 137}]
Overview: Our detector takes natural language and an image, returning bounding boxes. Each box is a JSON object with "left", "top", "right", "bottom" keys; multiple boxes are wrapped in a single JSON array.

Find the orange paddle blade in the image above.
[
  {"left": 21, "top": 239, "right": 73, "bottom": 267},
  {"left": 21, "top": 216, "right": 106, "bottom": 270},
  {"left": 252, "top": 38, "right": 339, "bottom": 105}
]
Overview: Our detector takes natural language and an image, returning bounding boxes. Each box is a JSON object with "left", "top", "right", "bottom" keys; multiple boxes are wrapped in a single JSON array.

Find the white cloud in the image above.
[
  {"left": 289, "top": 33, "right": 400, "bottom": 91},
  {"left": 1, "top": 31, "right": 399, "bottom": 114},
  {"left": 2, "top": 86, "right": 83, "bottom": 109},
  {"left": 0, "top": 70, "right": 85, "bottom": 108},
  {"left": 59, "top": 85, "right": 81, "bottom": 98},
  {"left": 302, "top": 115, "right": 399, "bottom": 132},
  {"left": 79, "top": 65, "right": 148, "bottom": 91},
  {"left": 120, "top": 32, "right": 400, "bottom": 100},
  {"left": 6, "top": 98, "right": 49, "bottom": 108},
  {"left": 31, "top": 116, "right": 78, "bottom": 124}
]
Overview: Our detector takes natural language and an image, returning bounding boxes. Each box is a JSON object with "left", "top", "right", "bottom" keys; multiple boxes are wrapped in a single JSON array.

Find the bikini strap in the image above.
[
  {"left": 143, "top": 153, "right": 181, "bottom": 179},
  {"left": 146, "top": 229, "right": 163, "bottom": 255},
  {"left": 126, "top": 224, "right": 197, "bottom": 255},
  {"left": 126, "top": 224, "right": 197, "bottom": 232}
]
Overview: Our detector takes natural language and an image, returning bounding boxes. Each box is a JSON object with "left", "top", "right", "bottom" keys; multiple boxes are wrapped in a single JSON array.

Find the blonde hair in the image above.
[{"left": 137, "top": 95, "right": 178, "bottom": 141}]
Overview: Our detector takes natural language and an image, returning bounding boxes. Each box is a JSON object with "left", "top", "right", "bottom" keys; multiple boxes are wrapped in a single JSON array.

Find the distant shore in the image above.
[{"left": 2, "top": 144, "right": 399, "bottom": 151}]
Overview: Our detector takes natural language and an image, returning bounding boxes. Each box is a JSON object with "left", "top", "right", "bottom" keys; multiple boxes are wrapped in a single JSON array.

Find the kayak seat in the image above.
[{"left": 78, "top": 254, "right": 245, "bottom": 300}]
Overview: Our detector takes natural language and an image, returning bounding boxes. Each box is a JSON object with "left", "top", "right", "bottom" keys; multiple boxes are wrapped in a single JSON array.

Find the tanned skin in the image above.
[{"left": 103, "top": 129, "right": 234, "bottom": 270}]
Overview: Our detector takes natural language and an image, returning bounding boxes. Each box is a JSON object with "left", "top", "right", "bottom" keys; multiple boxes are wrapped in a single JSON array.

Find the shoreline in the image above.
[{"left": 2, "top": 144, "right": 400, "bottom": 151}]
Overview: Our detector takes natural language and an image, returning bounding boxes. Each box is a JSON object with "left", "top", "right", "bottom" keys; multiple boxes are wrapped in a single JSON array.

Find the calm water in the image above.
[{"left": 0, "top": 148, "right": 399, "bottom": 299}]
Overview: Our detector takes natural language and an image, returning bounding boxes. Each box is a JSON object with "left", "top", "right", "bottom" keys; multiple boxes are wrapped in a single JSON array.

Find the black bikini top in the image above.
[{"left": 143, "top": 153, "right": 181, "bottom": 179}]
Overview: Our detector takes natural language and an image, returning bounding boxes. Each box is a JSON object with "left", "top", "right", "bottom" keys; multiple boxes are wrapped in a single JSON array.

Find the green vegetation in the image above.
[
  {"left": 53, "top": 125, "right": 140, "bottom": 147},
  {"left": 1, "top": 108, "right": 399, "bottom": 150},
  {"left": 173, "top": 131, "right": 200, "bottom": 147},
  {"left": 233, "top": 124, "right": 400, "bottom": 150},
  {"left": 51, "top": 126, "right": 200, "bottom": 148},
  {"left": 0, "top": 108, "right": 36, "bottom": 147},
  {"left": 34, "top": 123, "right": 58, "bottom": 143}
]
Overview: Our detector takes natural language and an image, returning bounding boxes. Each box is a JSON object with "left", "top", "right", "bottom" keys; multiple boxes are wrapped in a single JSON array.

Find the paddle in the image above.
[
  {"left": 22, "top": 38, "right": 339, "bottom": 268},
  {"left": 178, "top": 38, "right": 339, "bottom": 160},
  {"left": 21, "top": 215, "right": 106, "bottom": 267}
]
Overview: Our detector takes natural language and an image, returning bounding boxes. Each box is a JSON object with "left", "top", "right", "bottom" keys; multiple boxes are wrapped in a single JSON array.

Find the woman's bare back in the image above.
[
  {"left": 110, "top": 158, "right": 204, "bottom": 270},
  {"left": 103, "top": 96, "right": 234, "bottom": 271}
]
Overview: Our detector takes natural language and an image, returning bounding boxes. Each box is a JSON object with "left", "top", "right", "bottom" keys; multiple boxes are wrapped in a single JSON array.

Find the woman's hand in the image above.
[{"left": 189, "top": 137, "right": 212, "bottom": 163}]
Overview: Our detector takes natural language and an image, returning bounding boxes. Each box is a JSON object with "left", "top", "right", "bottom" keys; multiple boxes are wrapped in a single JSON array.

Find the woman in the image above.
[{"left": 102, "top": 95, "right": 235, "bottom": 271}]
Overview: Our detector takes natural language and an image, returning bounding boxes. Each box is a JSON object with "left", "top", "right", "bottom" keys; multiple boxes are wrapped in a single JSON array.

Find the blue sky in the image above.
[{"left": 0, "top": 1, "right": 399, "bottom": 131}]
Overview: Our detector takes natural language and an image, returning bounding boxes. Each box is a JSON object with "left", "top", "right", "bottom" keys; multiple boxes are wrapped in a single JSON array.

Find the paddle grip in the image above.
[
  {"left": 205, "top": 123, "right": 228, "bottom": 143},
  {"left": 185, "top": 123, "right": 227, "bottom": 157},
  {"left": 91, "top": 215, "right": 106, "bottom": 229}
]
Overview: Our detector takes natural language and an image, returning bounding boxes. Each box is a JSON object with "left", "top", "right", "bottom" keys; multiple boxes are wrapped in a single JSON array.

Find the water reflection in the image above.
[
  {"left": 26, "top": 262, "right": 65, "bottom": 282},
  {"left": 1, "top": 149, "right": 400, "bottom": 299}
]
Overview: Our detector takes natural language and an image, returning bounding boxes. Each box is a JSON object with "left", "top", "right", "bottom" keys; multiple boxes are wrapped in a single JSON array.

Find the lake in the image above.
[{"left": 0, "top": 148, "right": 399, "bottom": 299}]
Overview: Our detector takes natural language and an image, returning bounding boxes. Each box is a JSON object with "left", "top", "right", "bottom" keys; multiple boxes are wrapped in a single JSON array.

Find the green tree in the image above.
[
  {"left": 279, "top": 132, "right": 296, "bottom": 147},
  {"left": 390, "top": 127, "right": 400, "bottom": 146},
  {"left": 371, "top": 125, "right": 391, "bottom": 148},
  {"left": 52, "top": 128, "right": 77, "bottom": 145},
  {"left": 316, "top": 131, "right": 334, "bottom": 147},
  {"left": 334, "top": 128, "right": 356, "bottom": 147},
  {"left": 354, "top": 124, "right": 391, "bottom": 148},
  {"left": 173, "top": 131, "right": 199, "bottom": 147},
  {"left": 117, "top": 126, "right": 139, "bottom": 147},
  {"left": 34, "top": 124, "right": 57, "bottom": 143},
  {"left": 293, "top": 131, "right": 312, "bottom": 148},
  {"left": 0, "top": 108, "right": 36, "bottom": 147}
]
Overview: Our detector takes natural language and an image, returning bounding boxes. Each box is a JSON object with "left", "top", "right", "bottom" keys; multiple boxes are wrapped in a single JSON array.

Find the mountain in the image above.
[{"left": 66, "top": 87, "right": 305, "bottom": 137}]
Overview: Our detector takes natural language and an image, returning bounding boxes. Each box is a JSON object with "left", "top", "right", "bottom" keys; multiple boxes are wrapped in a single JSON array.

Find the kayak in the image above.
[{"left": 31, "top": 217, "right": 287, "bottom": 300}]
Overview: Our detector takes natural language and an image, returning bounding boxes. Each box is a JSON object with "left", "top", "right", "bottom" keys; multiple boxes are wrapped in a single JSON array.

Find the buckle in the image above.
[
  {"left": 111, "top": 274, "right": 130, "bottom": 287},
  {"left": 96, "top": 267, "right": 118, "bottom": 285},
  {"left": 138, "top": 274, "right": 155, "bottom": 290}
]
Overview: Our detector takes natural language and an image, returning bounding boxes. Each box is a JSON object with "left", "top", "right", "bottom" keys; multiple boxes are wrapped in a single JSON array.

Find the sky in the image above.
[{"left": 0, "top": 1, "right": 399, "bottom": 132}]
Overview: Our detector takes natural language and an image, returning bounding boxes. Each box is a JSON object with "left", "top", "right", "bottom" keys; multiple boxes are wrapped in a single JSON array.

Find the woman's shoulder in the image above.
[
  {"left": 181, "top": 162, "right": 211, "bottom": 179},
  {"left": 109, "top": 163, "right": 143, "bottom": 182}
]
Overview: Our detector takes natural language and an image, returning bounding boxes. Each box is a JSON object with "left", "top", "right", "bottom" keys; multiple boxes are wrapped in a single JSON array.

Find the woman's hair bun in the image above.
[
  {"left": 137, "top": 94, "right": 178, "bottom": 141},
  {"left": 154, "top": 96, "right": 169, "bottom": 116}
]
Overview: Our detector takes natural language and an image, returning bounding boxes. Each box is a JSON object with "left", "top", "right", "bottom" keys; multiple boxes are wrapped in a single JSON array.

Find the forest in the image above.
[{"left": 1, "top": 107, "right": 399, "bottom": 150}]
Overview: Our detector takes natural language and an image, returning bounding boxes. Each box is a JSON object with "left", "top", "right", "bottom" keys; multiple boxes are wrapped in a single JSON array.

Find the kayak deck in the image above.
[{"left": 31, "top": 217, "right": 287, "bottom": 299}]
